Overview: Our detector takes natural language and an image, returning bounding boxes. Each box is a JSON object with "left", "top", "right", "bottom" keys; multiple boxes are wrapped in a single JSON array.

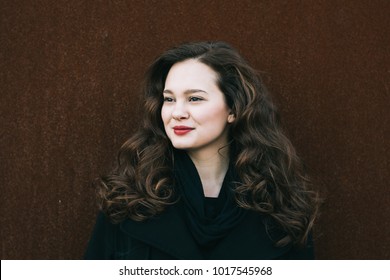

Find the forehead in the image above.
[{"left": 164, "top": 59, "right": 218, "bottom": 90}]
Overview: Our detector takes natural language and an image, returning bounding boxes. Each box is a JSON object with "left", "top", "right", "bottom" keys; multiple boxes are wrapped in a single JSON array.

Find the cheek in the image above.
[
  {"left": 197, "top": 106, "right": 229, "bottom": 125},
  {"left": 161, "top": 106, "right": 170, "bottom": 125},
  {"left": 160, "top": 108, "right": 171, "bottom": 138}
]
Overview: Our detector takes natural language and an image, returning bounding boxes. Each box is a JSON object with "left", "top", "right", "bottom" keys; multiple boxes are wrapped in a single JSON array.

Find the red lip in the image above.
[{"left": 173, "top": 126, "right": 194, "bottom": 135}]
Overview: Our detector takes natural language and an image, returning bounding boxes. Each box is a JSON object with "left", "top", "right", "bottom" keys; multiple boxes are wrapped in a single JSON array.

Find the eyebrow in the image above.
[{"left": 163, "top": 89, "right": 208, "bottom": 94}]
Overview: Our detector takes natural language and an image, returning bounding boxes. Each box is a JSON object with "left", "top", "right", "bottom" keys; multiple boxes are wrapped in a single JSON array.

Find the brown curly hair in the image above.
[{"left": 97, "top": 41, "right": 320, "bottom": 246}]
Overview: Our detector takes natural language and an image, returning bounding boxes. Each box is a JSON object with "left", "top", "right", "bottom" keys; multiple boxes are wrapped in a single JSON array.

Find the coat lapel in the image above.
[{"left": 120, "top": 201, "right": 204, "bottom": 259}]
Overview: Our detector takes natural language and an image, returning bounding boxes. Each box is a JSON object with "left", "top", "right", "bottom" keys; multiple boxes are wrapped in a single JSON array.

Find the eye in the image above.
[
  {"left": 163, "top": 97, "right": 174, "bottom": 102},
  {"left": 189, "top": 96, "right": 203, "bottom": 102}
]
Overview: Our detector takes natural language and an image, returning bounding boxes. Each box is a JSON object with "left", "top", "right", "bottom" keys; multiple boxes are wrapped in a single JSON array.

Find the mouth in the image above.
[{"left": 173, "top": 126, "right": 194, "bottom": 135}]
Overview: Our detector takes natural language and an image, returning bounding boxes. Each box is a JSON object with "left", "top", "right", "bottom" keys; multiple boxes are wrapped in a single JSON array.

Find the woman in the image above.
[{"left": 85, "top": 41, "right": 320, "bottom": 259}]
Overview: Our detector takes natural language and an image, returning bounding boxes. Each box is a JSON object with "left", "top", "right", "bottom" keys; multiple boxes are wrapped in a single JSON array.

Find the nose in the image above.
[{"left": 171, "top": 102, "right": 189, "bottom": 120}]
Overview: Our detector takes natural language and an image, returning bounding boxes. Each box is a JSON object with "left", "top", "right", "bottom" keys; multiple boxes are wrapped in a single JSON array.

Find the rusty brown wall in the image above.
[{"left": 1, "top": 0, "right": 389, "bottom": 259}]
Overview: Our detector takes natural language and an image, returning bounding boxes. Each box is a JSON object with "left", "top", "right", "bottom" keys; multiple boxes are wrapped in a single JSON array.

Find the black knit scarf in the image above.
[{"left": 173, "top": 149, "right": 246, "bottom": 247}]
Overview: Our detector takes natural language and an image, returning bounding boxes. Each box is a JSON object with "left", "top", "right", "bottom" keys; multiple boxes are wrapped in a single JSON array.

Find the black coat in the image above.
[{"left": 85, "top": 200, "right": 314, "bottom": 260}]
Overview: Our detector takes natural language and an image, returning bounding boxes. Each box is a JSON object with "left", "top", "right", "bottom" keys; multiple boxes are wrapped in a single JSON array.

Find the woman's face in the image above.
[{"left": 161, "top": 59, "right": 234, "bottom": 156}]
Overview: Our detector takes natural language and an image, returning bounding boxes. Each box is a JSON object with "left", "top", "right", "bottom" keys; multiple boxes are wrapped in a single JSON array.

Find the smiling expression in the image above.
[{"left": 161, "top": 59, "right": 235, "bottom": 156}]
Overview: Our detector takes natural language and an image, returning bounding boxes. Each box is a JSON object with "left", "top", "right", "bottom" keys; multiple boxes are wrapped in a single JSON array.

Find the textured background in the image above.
[{"left": 1, "top": 0, "right": 389, "bottom": 259}]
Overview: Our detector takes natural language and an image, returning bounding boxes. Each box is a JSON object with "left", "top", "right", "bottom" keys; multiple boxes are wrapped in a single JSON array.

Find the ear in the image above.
[{"left": 227, "top": 113, "right": 235, "bottom": 123}]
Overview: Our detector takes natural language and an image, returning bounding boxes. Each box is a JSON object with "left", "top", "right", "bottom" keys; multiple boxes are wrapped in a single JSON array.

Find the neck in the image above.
[{"left": 187, "top": 146, "right": 230, "bottom": 197}]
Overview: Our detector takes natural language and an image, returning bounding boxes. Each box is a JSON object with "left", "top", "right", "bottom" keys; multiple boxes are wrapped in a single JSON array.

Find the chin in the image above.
[
  {"left": 169, "top": 138, "right": 192, "bottom": 150},
  {"left": 172, "top": 143, "right": 191, "bottom": 150}
]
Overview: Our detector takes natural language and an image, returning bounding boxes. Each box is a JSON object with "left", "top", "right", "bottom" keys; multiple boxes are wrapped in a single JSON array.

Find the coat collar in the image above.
[{"left": 120, "top": 201, "right": 291, "bottom": 259}]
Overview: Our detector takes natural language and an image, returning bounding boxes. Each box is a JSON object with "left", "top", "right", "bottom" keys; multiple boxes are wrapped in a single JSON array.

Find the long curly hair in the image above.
[{"left": 97, "top": 41, "right": 320, "bottom": 246}]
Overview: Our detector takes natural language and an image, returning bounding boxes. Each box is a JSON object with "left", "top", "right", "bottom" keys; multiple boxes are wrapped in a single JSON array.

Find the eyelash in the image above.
[
  {"left": 163, "top": 97, "right": 174, "bottom": 102},
  {"left": 189, "top": 96, "right": 203, "bottom": 102}
]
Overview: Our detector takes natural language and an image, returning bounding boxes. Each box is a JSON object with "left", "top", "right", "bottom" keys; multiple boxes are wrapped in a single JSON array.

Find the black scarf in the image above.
[{"left": 173, "top": 149, "right": 247, "bottom": 247}]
